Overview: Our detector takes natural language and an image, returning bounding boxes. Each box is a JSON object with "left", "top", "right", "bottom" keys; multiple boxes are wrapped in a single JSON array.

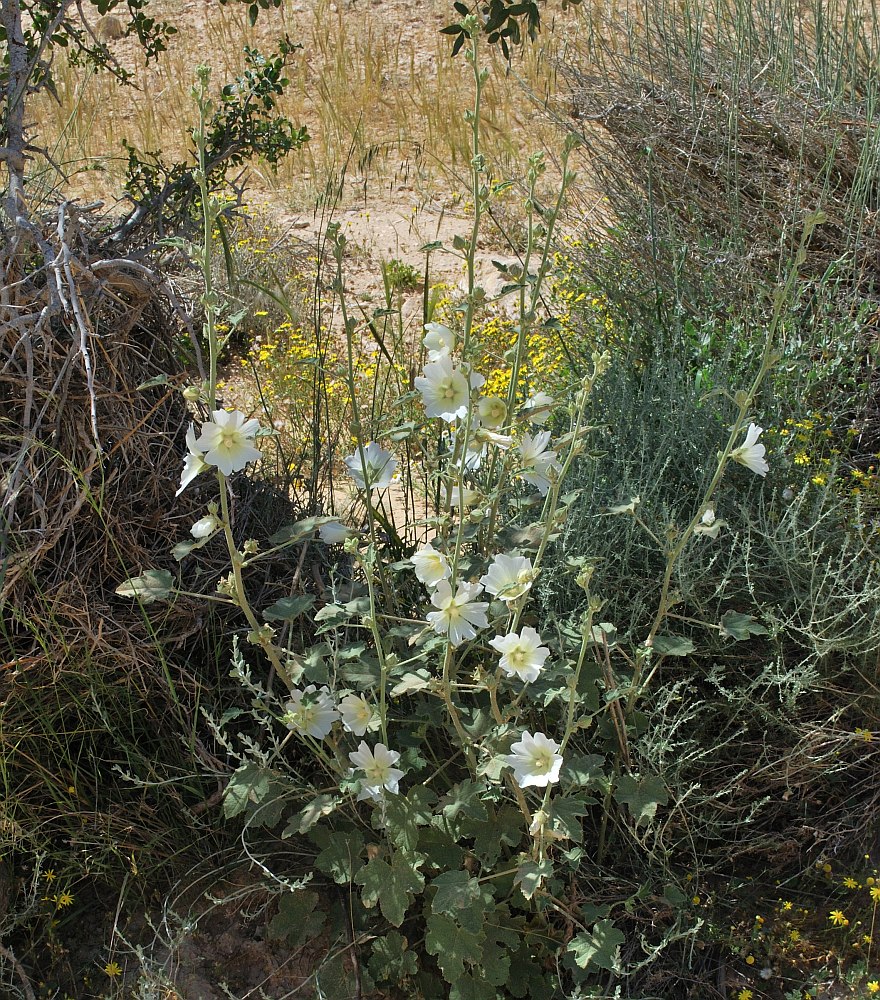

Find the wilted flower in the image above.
[
  {"left": 517, "top": 431, "right": 561, "bottom": 495},
  {"left": 318, "top": 520, "right": 353, "bottom": 544},
  {"left": 195, "top": 410, "right": 262, "bottom": 476},
  {"left": 176, "top": 424, "right": 209, "bottom": 495},
  {"left": 423, "top": 322, "right": 455, "bottom": 360},
  {"left": 475, "top": 428, "right": 514, "bottom": 449},
  {"left": 190, "top": 514, "right": 220, "bottom": 539},
  {"left": 480, "top": 552, "right": 534, "bottom": 602},
  {"left": 426, "top": 580, "right": 489, "bottom": 647},
  {"left": 694, "top": 506, "right": 727, "bottom": 540},
  {"left": 410, "top": 542, "right": 451, "bottom": 588},
  {"left": 448, "top": 485, "right": 480, "bottom": 508},
  {"left": 414, "top": 356, "right": 484, "bottom": 422},
  {"left": 348, "top": 741, "right": 404, "bottom": 801},
  {"left": 344, "top": 442, "right": 398, "bottom": 491},
  {"left": 478, "top": 395, "right": 507, "bottom": 429},
  {"left": 731, "top": 423, "right": 769, "bottom": 476},
  {"left": 489, "top": 627, "right": 549, "bottom": 683},
  {"left": 504, "top": 730, "right": 563, "bottom": 788},
  {"left": 522, "top": 391, "right": 554, "bottom": 425},
  {"left": 338, "top": 694, "right": 378, "bottom": 737},
  {"left": 283, "top": 685, "right": 340, "bottom": 740}
]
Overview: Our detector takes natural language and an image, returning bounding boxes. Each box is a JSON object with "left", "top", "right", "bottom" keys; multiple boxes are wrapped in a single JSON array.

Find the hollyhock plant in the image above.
[
  {"left": 426, "top": 580, "right": 489, "bottom": 647},
  {"left": 190, "top": 514, "right": 220, "bottom": 539},
  {"left": 478, "top": 395, "right": 507, "bottom": 429},
  {"left": 344, "top": 442, "right": 398, "bottom": 491},
  {"left": 348, "top": 741, "right": 404, "bottom": 801},
  {"left": 195, "top": 409, "right": 263, "bottom": 476},
  {"left": 731, "top": 422, "right": 769, "bottom": 476},
  {"left": 283, "top": 686, "right": 340, "bottom": 740},
  {"left": 522, "top": 391, "right": 555, "bottom": 425},
  {"left": 410, "top": 542, "right": 451, "bottom": 588},
  {"left": 480, "top": 552, "right": 534, "bottom": 603},
  {"left": 489, "top": 627, "right": 550, "bottom": 683},
  {"left": 504, "top": 730, "right": 564, "bottom": 788}
]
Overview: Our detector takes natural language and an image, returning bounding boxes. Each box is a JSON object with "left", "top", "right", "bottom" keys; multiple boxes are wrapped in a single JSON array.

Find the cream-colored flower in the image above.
[
  {"left": 480, "top": 552, "right": 535, "bottom": 603},
  {"left": 415, "top": 357, "right": 484, "bottom": 422},
  {"left": 426, "top": 580, "right": 489, "bottom": 647},
  {"left": 522, "top": 391, "right": 554, "bottom": 425},
  {"left": 731, "top": 423, "right": 769, "bottom": 476},
  {"left": 423, "top": 322, "right": 455, "bottom": 360},
  {"left": 517, "top": 431, "right": 561, "bottom": 495},
  {"left": 504, "top": 731, "right": 563, "bottom": 788},
  {"left": 338, "top": 694, "right": 378, "bottom": 737},
  {"left": 410, "top": 542, "right": 451, "bottom": 587},
  {"left": 190, "top": 514, "right": 220, "bottom": 539},
  {"left": 478, "top": 395, "right": 507, "bottom": 429},
  {"left": 344, "top": 442, "right": 397, "bottom": 491},
  {"left": 489, "top": 626, "right": 549, "bottom": 683},
  {"left": 176, "top": 424, "right": 209, "bottom": 495},
  {"left": 348, "top": 741, "right": 404, "bottom": 801},
  {"left": 283, "top": 685, "right": 340, "bottom": 740},
  {"left": 195, "top": 410, "right": 262, "bottom": 476}
]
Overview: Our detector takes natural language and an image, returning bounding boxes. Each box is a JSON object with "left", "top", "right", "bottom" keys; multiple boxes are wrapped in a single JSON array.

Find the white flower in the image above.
[
  {"left": 190, "top": 514, "right": 220, "bottom": 539},
  {"left": 338, "top": 694, "right": 378, "bottom": 737},
  {"left": 176, "top": 424, "right": 210, "bottom": 496},
  {"left": 480, "top": 552, "right": 535, "bottom": 603},
  {"left": 423, "top": 322, "right": 455, "bottom": 360},
  {"left": 344, "top": 442, "right": 398, "bottom": 491},
  {"left": 414, "top": 356, "right": 484, "bottom": 422},
  {"left": 517, "top": 431, "right": 561, "bottom": 495},
  {"left": 283, "top": 685, "right": 340, "bottom": 740},
  {"left": 522, "top": 391, "right": 555, "bottom": 425},
  {"left": 731, "top": 423, "right": 769, "bottom": 477},
  {"left": 504, "top": 730, "right": 563, "bottom": 788},
  {"left": 348, "top": 741, "right": 404, "bottom": 801},
  {"left": 318, "top": 520, "right": 352, "bottom": 544},
  {"left": 195, "top": 410, "right": 262, "bottom": 476},
  {"left": 426, "top": 580, "right": 489, "bottom": 647},
  {"left": 489, "top": 627, "right": 549, "bottom": 683},
  {"left": 478, "top": 395, "right": 507, "bottom": 429},
  {"left": 410, "top": 542, "right": 451, "bottom": 588}
]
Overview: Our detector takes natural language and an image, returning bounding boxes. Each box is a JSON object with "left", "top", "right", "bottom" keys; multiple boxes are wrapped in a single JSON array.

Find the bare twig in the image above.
[{"left": 0, "top": 941, "right": 37, "bottom": 1000}]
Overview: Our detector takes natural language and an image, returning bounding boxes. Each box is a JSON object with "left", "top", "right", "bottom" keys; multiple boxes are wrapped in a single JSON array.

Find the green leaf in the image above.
[
  {"left": 568, "top": 919, "right": 625, "bottom": 971},
  {"left": 263, "top": 595, "right": 316, "bottom": 622},
  {"left": 450, "top": 973, "right": 497, "bottom": 1000},
  {"left": 369, "top": 931, "right": 419, "bottom": 982},
  {"left": 355, "top": 852, "right": 425, "bottom": 927},
  {"left": 431, "top": 871, "right": 482, "bottom": 917},
  {"left": 719, "top": 610, "right": 769, "bottom": 640},
  {"left": 268, "top": 889, "right": 325, "bottom": 943},
  {"left": 614, "top": 773, "right": 669, "bottom": 827},
  {"left": 135, "top": 373, "right": 170, "bottom": 391},
  {"left": 440, "top": 779, "right": 488, "bottom": 835},
  {"left": 425, "top": 912, "right": 484, "bottom": 983},
  {"left": 312, "top": 829, "right": 364, "bottom": 883},
  {"left": 381, "top": 788, "right": 433, "bottom": 853},
  {"left": 390, "top": 668, "right": 433, "bottom": 696},
  {"left": 562, "top": 754, "right": 606, "bottom": 790},
  {"left": 282, "top": 793, "right": 337, "bottom": 837},
  {"left": 114, "top": 569, "right": 174, "bottom": 603},
  {"left": 549, "top": 796, "right": 588, "bottom": 843},
  {"left": 222, "top": 762, "right": 290, "bottom": 826},
  {"left": 652, "top": 634, "right": 695, "bottom": 657},
  {"left": 471, "top": 806, "right": 523, "bottom": 865},
  {"left": 514, "top": 859, "right": 553, "bottom": 900}
]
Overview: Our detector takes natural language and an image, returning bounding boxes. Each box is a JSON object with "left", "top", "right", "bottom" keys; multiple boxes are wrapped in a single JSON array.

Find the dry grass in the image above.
[{"left": 30, "top": 0, "right": 575, "bottom": 212}]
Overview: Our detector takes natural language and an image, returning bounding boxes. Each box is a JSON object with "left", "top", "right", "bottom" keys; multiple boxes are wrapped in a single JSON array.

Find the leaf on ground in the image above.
[
  {"left": 268, "top": 889, "right": 325, "bottom": 943},
  {"left": 114, "top": 569, "right": 173, "bottom": 603}
]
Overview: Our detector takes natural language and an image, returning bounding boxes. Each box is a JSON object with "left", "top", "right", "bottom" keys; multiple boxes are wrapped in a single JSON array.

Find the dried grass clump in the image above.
[
  {"left": 563, "top": 0, "right": 880, "bottom": 320},
  {"left": 0, "top": 203, "right": 302, "bottom": 859}
]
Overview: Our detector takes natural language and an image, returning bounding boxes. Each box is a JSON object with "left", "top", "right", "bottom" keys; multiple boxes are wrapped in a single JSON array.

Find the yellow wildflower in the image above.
[
  {"left": 870, "top": 886, "right": 880, "bottom": 902},
  {"left": 843, "top": 876, "right": 859, "bottom": 889},
  {"left": 104, "top": 962, "right": 122, "bottom": 978},
  {"left": 57, "top": 890, "right": 74, "bottom": 907},
  {"left": 828, "top": 909, "right": 847, "bottom": 926},
  {"left": 868, "top": 982, "right": 880, "bottom": 995}
]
